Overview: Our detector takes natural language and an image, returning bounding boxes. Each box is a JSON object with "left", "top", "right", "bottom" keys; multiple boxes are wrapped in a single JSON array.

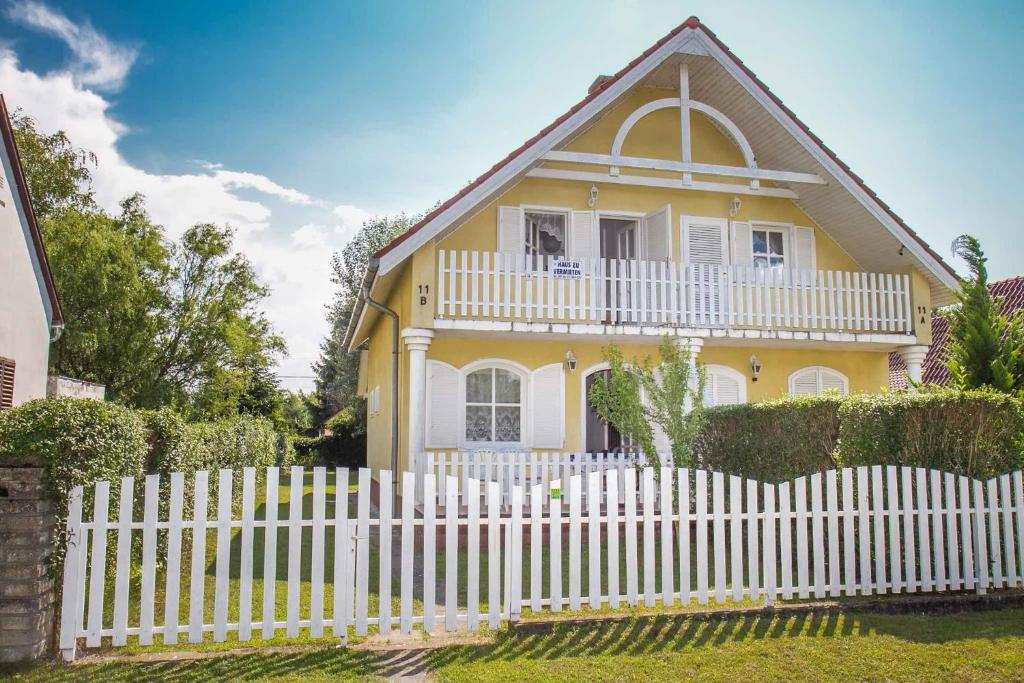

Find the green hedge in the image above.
[
  {"left": 693, "top": 395, "right": 841, "bottom": 482},
  {"left": 694, "top": 389, "right": 1024, "bottom": 482},
  {"left": 834, "top": 389, "right": 1024, "bottom": 479},
  {"left": 0, "top": 399, "right": 288, "bottom": 571},
  {"left": 0, "top": 398, "right": 149, "bottom": 567}
]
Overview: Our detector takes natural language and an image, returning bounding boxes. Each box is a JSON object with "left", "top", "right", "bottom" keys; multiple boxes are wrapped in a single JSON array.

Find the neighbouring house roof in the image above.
[
  {"left": 0, "top": 94, "right": 63, "bottom": 327},
  {"left": 889, "top": 276, "right": 1024, "bottom": 389},
  {"left": 346, "top": 16, "right": 959, "bottom": 350}
]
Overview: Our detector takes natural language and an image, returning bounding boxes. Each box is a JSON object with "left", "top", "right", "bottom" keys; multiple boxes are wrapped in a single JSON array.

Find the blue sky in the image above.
[{"left": 2, "top": 0, "right": 1022, "bottom": 390}]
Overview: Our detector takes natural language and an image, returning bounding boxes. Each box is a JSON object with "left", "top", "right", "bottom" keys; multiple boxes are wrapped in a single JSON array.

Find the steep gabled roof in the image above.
[
  {"left": 348, "top": 16, "right": 960, "bottom": 349},
  {"left": 890, "top": 276, "right": 1024, "bottom": 389},
  {"left": 0, "top": 94, "right": 63, "bottom": 327}
]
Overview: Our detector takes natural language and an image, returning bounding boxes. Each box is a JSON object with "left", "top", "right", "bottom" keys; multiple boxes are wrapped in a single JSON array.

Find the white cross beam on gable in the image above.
[{"left": 540, "top": 62, "right": 825, "bottom": 192}]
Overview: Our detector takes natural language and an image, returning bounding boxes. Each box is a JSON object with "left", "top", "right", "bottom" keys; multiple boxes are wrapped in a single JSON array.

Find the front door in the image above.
[{"left": 584, "top": 370, "right": 633, "bottom": 453}]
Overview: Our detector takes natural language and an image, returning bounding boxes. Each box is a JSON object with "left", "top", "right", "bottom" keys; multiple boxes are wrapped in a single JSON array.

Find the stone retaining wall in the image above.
[{"left": 0, "top": 458, "right": 56, "bottom": 662}]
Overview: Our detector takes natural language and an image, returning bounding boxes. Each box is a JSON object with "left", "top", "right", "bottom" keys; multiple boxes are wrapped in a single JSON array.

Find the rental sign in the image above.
[{"left": 551, "top": 259, "right": 583, "bottom": 279}]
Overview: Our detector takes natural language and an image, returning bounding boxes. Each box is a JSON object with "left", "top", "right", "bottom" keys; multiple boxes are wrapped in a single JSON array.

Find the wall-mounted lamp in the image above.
[
  {"left": 587, "top": 185, "right": 599, "bottom": 208},
  {"left": 566, "top": 350, "right": 577, "bottom": 373},
  {"left": 749, "top": 354, "right": 762, "bottom": 382},
  {"left": 729, "top": 195, "right": 742, "bottom": 217},
  {"left": 898, "top": 245, "right": 905, "bottom": 256}
]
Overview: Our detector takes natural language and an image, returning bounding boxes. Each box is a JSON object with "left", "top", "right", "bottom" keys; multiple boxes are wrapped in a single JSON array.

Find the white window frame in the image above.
[
  {"left": 522, "top": 205, "right": 570, "bottom": 265},
  {"left": 703, "top": 364, "right": 747, "bottom": 407},
  {"left": 458, "top": 359, "right": 531, "bottom": 450},
  {"left": 787, "top": 366, "right": 849, "bottom": 396},
  {"left": 596, "top": 210, "right": 645, "bottom": 260},
  {"left": 750, "top": 221, "right": 791, "bottom": 269}
]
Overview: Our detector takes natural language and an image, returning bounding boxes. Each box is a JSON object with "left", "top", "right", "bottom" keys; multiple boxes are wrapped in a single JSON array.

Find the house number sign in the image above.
[{"left": 551, "top": 259, "right": 583, "bottom": 280}]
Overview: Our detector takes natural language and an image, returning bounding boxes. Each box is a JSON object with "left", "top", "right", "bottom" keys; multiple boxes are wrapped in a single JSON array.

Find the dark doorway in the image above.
[{"left": 584, "top": 370, "right": 633, "bottom": 453}]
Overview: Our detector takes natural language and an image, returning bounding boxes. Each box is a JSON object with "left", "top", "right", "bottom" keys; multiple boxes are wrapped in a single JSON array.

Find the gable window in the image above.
[
  {"left": 788, "top": 366, "right": 848, "bottom": 396},
  {"left": 465, "top": 367, "right": 522, "bottom": 443},
  {"left": 752, "top": 227, "right": 786, "bottom": 269},
  {"left": 0, "top": 357, "right": 13, "bottom": 409},
  {"left": 524, "top": 211, "right": 566, "bottom": 267}
]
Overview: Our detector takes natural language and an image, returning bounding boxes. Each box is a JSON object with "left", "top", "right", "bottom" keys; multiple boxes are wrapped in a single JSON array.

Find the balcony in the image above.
[{"left": 435, "top": 250, "right": 914, "bottom": 336}]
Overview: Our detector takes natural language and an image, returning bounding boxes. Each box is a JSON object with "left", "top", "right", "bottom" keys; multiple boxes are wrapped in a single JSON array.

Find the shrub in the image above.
[
  {"left": 0, "top": 398, "right": 148, "bottom": 568},
  {"left": 693, "top": 395, "right": 840, "bottom": 482},
  {"left": 835, "top": 388, "right": 1024, "bottom": 479},
  {"left": 294, "top": 406, "right": 366, "bottom": 467}
]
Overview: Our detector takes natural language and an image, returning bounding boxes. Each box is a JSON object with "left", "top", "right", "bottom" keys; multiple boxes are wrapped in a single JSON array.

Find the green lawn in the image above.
[{"left": 6, "top": 608, "right": 1024, "bottom": 681}]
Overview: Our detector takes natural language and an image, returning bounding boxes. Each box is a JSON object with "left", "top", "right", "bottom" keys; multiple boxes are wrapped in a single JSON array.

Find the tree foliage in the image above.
[
  {"left": 945, "top": 235, "right": 1024, "bottom": 398},
  {"left": 313, "top": 214, "right": 415, "bottom": 424},
  {"left": 12, "top": 112, "right": 284, "bottom": 419},
  {"left": 588, "top": 337, "right": 706, "bottom": 467}
]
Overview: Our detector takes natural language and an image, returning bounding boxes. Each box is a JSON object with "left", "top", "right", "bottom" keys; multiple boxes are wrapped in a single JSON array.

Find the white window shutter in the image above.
[
  {"left": 703, "top": 365, "right": 745, "bottom": 407},
  {"left": 790, "top": 369, "right": 819, "bottom": 396},
  {"left": 642, "top": 204, "right": 672, "bottom": 261},
  {"left": 425, "top": 361, "right": 459, "bottom": 448},
  {"left": 715, "top": 373, "right": 742, "bottom": 406},
  {"left": 497, "top": 206, "right": 522, "bottom": 256},
  {"left": 730, "top": 221, "right": 752, "bottom": 267},
  {"left": 530, "top": 363, "right": 564, "bottom": 448},
  {"left": 792, "top": 226, "right": 816, "bottom": 272},
  {"left": 820, "top": 368, "right": 848, "bottom": 395},
  {"left": 681, "top": 216, "right": 728, "bottom": 264},
  {"left": 568, "top": 210, "right": 599, "bottom": 261}
]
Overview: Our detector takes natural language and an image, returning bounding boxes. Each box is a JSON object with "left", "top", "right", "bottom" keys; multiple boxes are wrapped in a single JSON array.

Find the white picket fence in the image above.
[
  {"left": 59, "top": 465, "right": 1024, "bottom": 661},
  {"left": 436, "top": 249, "right": 913, "bottom": 333},
  {"left": 410, "top": 451, "right": 669, "bottom": 509}
]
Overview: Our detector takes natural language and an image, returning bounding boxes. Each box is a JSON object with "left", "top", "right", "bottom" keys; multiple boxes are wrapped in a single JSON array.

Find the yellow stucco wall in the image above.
[
  {"left": 359, "top": 87, "right": 911, "bottom": 478},
  {"left": 424, "top": 335, "right": 890, "bottom": 455},
  {"left": 435, "top": 87, "right": 860, "bottom": 273}
]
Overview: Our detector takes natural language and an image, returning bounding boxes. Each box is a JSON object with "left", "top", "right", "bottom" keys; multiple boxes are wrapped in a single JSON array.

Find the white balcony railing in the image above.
[{"left": 436, "top": 250, "right": 913, "bottom": 334}]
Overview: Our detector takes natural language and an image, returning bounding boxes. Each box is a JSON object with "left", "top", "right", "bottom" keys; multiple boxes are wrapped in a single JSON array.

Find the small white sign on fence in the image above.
[{"left": 551, "top": 258, "right": 582, "bottom": 279}]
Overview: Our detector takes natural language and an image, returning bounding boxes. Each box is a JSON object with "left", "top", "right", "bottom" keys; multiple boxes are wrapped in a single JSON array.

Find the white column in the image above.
[
  {"left": 898, "top": 344, "right": 929, "bottom": 387},
  {"left": 402, "top": 328, "right": 434, "bottom": 468}
]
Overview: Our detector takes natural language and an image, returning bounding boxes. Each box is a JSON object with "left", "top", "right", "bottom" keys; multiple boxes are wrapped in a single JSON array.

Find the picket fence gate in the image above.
[{"left": 59, "top": 465, "right": 1024, "bottom": 661}]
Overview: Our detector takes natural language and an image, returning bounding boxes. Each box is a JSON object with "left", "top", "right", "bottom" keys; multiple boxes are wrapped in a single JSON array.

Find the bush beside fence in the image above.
[
  {"left": 695, "top": 389, "right": 1024, "bottom": 482},
  {"left": 0, "top": 398, "right": 286, "bottom": 571}
]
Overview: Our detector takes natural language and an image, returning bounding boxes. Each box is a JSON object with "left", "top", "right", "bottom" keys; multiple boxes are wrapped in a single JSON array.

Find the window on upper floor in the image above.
[
  {"left": 524, "top": 211, "right": 566, "bottom": 267},
  {"left": 464, "top": 367, "right": 522, "bottom": 443},
  {"left": 752, "top": 227, "right": 786, "bottom": 269}
]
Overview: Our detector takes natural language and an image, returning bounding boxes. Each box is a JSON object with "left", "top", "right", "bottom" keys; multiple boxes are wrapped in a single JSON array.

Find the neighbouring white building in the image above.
[{"left": 0, "top": 94, "right": 63, "bottom": 408}]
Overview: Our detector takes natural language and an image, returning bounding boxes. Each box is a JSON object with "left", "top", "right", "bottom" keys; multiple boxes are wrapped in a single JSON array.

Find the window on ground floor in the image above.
[
  {"left": 464, "top": 367, "right": 522, "bottom": 443},
  {"left": 788, "top": 366, "right": 848, "bottom": 396},
  {"left": 702, "top": 364, "right": 746, "bottom": 407}
]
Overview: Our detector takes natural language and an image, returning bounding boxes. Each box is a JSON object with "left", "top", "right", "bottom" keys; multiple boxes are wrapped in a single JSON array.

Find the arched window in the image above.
[
  {"left": 703, "top": 365, "right": 747, "bottom": 407},
  {"left": 464, "top": 366, "right": 523, "bottom": 443},
  {"left": 788, "top": 366, "right": 848, "bottom": 396}
]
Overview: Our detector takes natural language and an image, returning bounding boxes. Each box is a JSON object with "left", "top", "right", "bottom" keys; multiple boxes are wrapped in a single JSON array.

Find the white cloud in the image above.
[
  {"left": 0, "top": 5, "right": 372, "bottom": 391},
  {"left": 333, "top": 203, "right": 376, "bottom": 241},
  {"left": 7, "top": 0, "right": 139, "bottom": 92}
]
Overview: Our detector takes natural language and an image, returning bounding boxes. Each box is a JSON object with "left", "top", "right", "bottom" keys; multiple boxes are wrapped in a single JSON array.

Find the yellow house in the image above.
[{"left": 345, "top": 17, "right": 958, "bottom": 481}]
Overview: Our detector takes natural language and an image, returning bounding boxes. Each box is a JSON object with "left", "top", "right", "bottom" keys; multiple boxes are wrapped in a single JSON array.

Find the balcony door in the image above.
[{"left": 600, "top": 218, "right": 637, "bottom": 322}]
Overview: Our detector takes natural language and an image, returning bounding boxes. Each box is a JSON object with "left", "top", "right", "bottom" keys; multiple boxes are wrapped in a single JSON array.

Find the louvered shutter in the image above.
[
  {"left": 530, "top": 363, "right": 564, "bottom": 448},
  {"left": 820, "top": 368, "right": 848, "bottom": 395},
  {"left": 730, "top": 221, "right": 753, "bottom": 267},
  {"left": 0, "top": 357, "right": 14, "bottom": 409},
  {"left": 790, "top": 368, "right": 820, "bottom": 396},
  {"left": 703, "top": 366, "right": 744, "bottom": 407},
  {"left": 425, "top": 361, "right": 459, "bottom": 448},
  {"left": 792, "top": 226, "right": 816, "bottom": 272},
  {"left": 497, "top": 206, "right": 522, "bottom": 256},
  {"left": 681, "top": 216, "right": 728, "bottom": 264},
  {"left": 642, "top": 205, "right": 672, "bottom": 261},
  {"left": 568, "top": 210, "right": 599, "bottom": 261}
]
